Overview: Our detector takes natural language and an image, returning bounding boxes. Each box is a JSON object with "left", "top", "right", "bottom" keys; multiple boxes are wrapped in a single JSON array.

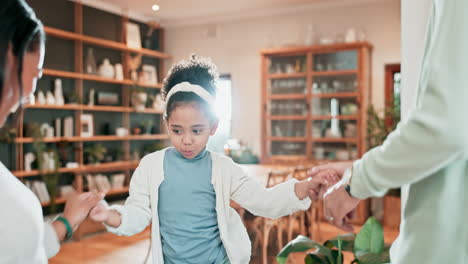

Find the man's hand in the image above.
[
  {"left": 323, "top": 186, "right": 360, "bottom": 232},
  {"left": 295, "top": 169, "right": 340, "bottom": 200}
]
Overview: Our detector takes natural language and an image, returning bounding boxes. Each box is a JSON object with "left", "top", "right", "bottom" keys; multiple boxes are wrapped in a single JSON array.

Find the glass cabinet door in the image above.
[
  {"left": 271, "top": 141, "right": 307, "bottom": 156},
  {"left": 270, "top": 120, "right": 306, "bottom": 138},
  {"left": 312, "top": 74, "right": 358, "bottom": 94},
  {"left": 270, "top": 77, "right": 307, "bottom": 95},
  {"left": 310, "top": 97, "right": 358, "bottom": 116},
  {"left": 313, "top": 50, "right": 357, "bottom": 71},
  {"left": 269, "top": 55, "right": 307, "bottom": 74},
  {"left": 312, "top": 142, "right": 357, "bottom": 161},
  {"left": 270, "top": 99, "right": 308, "bottom": 116},
  {"left": 311, "top": 119, "right": 358, "bottom": 139}
]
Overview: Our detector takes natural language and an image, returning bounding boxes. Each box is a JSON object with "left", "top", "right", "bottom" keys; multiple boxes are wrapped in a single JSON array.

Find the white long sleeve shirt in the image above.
[
  {"left": 350, "top": 1, "right": 467, "bottom": 263},
  {"left": 105, "top": 149, "right": 311, "bottom": 264},
  {"left": 0, "top": 162, "right": 60, "bottom": 263}
]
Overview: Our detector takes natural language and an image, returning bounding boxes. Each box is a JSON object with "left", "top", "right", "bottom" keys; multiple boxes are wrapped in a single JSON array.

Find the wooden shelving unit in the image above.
[
  {"left": 6, "top": 0, "right": 171, "bottom": 210},
  {"left": 43, "top": 69, "right": 162, "bottom": 89},
  {"left": 260, "top": 43, "right": 372, "bottom": 163},
  {"left": 44, "top": 26, "right": 170, "bottom": 59},
  {"left": 40, "top": 186, "right": 131, "bottom": 207},
  {"left": 261, "top": 43, "right": 372, "bottom": 225},
  {"left": 25, "top": 104, "right": 164, "bottom": 114}
]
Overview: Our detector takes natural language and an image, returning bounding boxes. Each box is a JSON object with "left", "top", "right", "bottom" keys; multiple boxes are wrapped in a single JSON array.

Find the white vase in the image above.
[
  {"left": 132, "top": 92, "right": 147, "bottom": 111},
  {"left": 37, "top": 91, "right": 46, "bottom": 105},
  {"left": 46, "top": 91, "right": 56, "bottom": 105},
  {"left": 54, "top": 78, "right": 64, "bottom": 106},
  {"left": 345, "top": 28, "right": 357, "bottom": 43},
  {"left": 99, "top": 59, "right": 115, "bottom": 79},
  {"left": 114, "top": 63, "right": 124, "bottom": 80}
]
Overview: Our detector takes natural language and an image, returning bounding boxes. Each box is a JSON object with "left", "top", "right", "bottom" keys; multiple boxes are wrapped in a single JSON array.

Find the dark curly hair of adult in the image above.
[{"left": 161, "top": 54, "right": 219, "bottom": 121}]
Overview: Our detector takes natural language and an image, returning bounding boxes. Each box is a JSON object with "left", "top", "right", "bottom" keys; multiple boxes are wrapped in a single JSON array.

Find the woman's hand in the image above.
[
  {"left": 52, "top": 192, "right": 104, "bottom": 241},
  {"left": 62, "top": 192, "right": 105, "bottom": 230}
]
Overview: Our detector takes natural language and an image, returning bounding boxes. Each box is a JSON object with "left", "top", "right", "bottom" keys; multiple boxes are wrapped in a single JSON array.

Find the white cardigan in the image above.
[{"left": 106, "top": 149, "right": 311, "bottom": 264}]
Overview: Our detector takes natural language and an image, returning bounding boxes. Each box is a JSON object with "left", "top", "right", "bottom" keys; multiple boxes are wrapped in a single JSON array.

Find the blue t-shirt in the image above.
[{"left": 158, "top": 148, "right": 227, "bottom": 264}]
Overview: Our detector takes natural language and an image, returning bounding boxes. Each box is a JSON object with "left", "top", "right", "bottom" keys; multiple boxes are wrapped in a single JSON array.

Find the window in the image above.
[{"left": 207, "top": 75, "right": 232, "bottom": 153}]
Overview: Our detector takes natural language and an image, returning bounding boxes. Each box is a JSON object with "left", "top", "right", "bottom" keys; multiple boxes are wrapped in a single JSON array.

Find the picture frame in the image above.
[
  {"left": 80, "top": 114, "right": 94, "bottom": 137},
  {"left": 142, "top": 64, "right": 158, "bottom": 84},
  {"left": 126, "top": 22, "right": 142, "bottom": 49}
]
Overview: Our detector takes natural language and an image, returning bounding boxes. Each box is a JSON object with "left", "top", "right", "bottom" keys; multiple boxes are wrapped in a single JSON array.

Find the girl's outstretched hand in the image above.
[
  {"left": 306, "top": 169, "right": 341, "bottom": 200},
  {"left": 89, "top": 200, "right": 111, "bottom": 223},
  {"left": 294, "top": 169, "right": 340, "bottom": 201}
]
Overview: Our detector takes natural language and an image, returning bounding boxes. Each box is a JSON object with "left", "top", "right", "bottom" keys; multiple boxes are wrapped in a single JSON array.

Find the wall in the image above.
[{"left": 165, "top": 0, "right": 401, "bottom": 155}]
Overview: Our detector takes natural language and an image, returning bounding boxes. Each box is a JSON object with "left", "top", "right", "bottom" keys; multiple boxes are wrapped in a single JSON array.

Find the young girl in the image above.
[{"left": 89, "top": 55, "right": 337, "bottom": 264}]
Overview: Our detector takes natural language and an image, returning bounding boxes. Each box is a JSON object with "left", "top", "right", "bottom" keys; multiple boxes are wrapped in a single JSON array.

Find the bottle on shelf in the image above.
[{"left": 85, "top": 48, "right": 98, "bottom": 75}]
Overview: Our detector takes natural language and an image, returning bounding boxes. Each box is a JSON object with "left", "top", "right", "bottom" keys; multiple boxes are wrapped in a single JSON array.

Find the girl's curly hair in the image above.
[{"left": 161, "top": 54, "right": 219, "bottom": 121}]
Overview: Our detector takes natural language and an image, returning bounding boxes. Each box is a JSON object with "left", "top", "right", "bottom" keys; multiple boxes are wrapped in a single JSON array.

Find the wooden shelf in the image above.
[
  {"left": 310, "top": 70, "right": 358, "bottom": 76},
  {"left": 269, "top": 155, "right": 308, "bottom": 160},
  {"left": 268, "top": 115, "right": 308, "bottom": 120},
  {"left": 106, "top": 187, "right": 130, "bottom": 196},
  {"left": 41, "top": 197, "right": 67, "bottom": 207},
  {"left": 126, "top": 134, "right": 168, "bottom": 140},
  {"left": 44, "top": 26, "right": 171, "bottom": 59},
  {"left": 25, "top": 104, "right": 128, "bottom": 112},
  {"left": 260, "top": 42, "right": 373, "bottom": 56},
  {"left": 15, "top": 134, "right": 168, "bottom": 143},
  {"left": 269, "top": 137, "right": 308, "bottom": 142},
  {"left": 25, "top": 104, "right": 81, "bottom": 110},
  {"left": 310, "top": 92, "right": 359, "bottom": 98},
  {"left": 81, "top": 105, "right": 130, "bottom": 112},
  {"left": 311, "top": 115, "right": 358, "bottom": 120},
  {"left": 14, "top": 166, "right": 81, "bottom": 177},
  {"left": 14, "top": 161, "right": 139, "bottom": 178},
  {"left": 25, "top": 104, "right": 163, "bottom": 114},
  {"left": 81, "top": 161, "right": 138, "bottom": 173},
  {"left": 313, "top": 138, "right": 357, "bottom": 143},
  {"left": 40, "top": 187, "right": 131, "bottom": 207},
  {"left": 132, "top": 108, "right": 164, "bottom": 114},
  {"left": 269, "top": 94, "right": 307, "bottom": 100},
  {"left": 267, "top": 72, "right": 307, "bottom": 79},
  {"left": 43, "top": 69, "right": 162, "bottom": 89}
]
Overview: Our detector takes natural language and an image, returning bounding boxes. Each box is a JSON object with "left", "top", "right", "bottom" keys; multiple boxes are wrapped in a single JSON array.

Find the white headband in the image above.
[{"left": 164, "top": 82, "right": 215, "bottom": 116}]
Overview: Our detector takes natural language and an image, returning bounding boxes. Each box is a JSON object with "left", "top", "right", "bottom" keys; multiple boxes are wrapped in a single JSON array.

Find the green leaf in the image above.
[
  {"left": 325, "top": 233, "right": 356, "bottom": 252},
  {"left": 277, "top": 235, "right": 333, "bottom": 264},
  {"left": 331, "top": 249, "right": 343, "bottom": 264},
  {"left": 355, "top": 251, "right": 390, "bottom": 264},
  {"left": 354, "top": 217, "right": 384, "bottom": 255},
  {"left": 305, "top": 252, "right": 330, "bottom": 264}
]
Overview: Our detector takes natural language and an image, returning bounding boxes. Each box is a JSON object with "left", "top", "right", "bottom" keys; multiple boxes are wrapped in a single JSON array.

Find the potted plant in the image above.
[
  {"left": 130, "top": 85, "right": 147, "bottom": 111},
  {"left": 0, "top": 124, "right": 17, "bottom": 169},
  {"left": 367, "top": 102, "right": 401, "bottom": 229},
  {"left": 277, "top": 217, "right": 390, "bottom": 264},
  {"left": 141, "top": 119, "right": 153, "bottom": 134},
  {"left": 84, "top": 143, "right": 107, "bottom": 164},
  {"left": 29, "top": 123, "right": 60, "bottom": 213},
  {"left": 67, "top": 91, "right": 82, "bottom": 105}
]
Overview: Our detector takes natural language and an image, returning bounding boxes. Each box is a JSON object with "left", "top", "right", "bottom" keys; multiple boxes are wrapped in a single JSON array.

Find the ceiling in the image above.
[{"left": 82, "top": 0, "right": 379, "bottom": 27}]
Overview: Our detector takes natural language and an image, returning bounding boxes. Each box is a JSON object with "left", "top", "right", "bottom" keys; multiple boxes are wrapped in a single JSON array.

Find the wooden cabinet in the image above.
[
  {"left": 260, "top": 43, "right": 372, "bottom": 164},
  {"left": 1, "top": 0, "right": 170, "bottom": 212}
]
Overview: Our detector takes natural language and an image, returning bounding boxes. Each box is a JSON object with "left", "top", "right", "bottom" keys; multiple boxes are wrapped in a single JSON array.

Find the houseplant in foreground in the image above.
[{"left": 277, "top": 217, "right": 390, "bottom": 264}]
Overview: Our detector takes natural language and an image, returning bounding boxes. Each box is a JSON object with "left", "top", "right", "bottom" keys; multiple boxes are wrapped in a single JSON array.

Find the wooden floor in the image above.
[{"left": 50, "top": 223, "right": 399, "bottom": 264}]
